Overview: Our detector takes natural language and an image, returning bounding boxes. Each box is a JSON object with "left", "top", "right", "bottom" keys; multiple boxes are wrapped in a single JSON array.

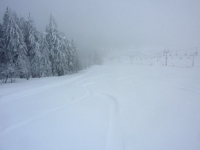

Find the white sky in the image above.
[{"left": 0, "top": 0, "right": 200, "bottom": 52}]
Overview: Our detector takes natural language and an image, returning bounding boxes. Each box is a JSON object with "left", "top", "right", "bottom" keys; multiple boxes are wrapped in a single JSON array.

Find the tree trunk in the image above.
[{"left": 5, "top": 75, "right": 8, "bottom": 83}]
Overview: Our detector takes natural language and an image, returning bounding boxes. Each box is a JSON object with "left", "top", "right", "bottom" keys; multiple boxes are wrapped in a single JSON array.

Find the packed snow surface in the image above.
[{"left": 1, "top": 59, "right": 200, "bottom": 150}]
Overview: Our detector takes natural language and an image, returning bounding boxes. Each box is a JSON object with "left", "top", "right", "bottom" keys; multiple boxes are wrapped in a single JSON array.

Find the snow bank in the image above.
[{"left": 1, "top": 61, "right": 200, "bottom": 150}]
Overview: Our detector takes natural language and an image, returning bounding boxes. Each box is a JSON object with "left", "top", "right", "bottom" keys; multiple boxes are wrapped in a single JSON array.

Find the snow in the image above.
[{"left": 1, "top": 56, "right": 200, "bottom": 150}]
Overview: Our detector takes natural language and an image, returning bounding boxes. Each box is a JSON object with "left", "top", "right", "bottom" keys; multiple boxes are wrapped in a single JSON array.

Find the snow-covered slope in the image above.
[{"left": 1, "top": 59, "right": 200, "bottom": 150}]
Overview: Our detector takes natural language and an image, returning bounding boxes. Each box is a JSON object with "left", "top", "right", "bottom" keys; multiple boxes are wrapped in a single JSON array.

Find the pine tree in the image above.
[
  {"left": 1, "top": 7, "right": 90, "bottom": 82},
  {"left": 38, "top": 32, "right": 52, "bottom": 76},
  {"left": 46, "top": 14, "right": 66, "bottom": 76},
  {"left": 67, "top": 40, "right": 79, "bottom": 73},
  {"left": 0, "top": 23, "right": 4, "bottom": 81},
  {"left": 23, "top": 14, "right": 43, "bottom": 78},
  {"left": 0, "top": 23, "right": 3, "bottom": 54},
  {"left": 46, "top": 14, "right": 58, "bottom": 75},
  {"left": 61, "top": 35, "right": 70, "bottom": 74},
  {"left": 66, "top": 40, "right": 73, "bottom": 73},
  {"left": 31, "top": 36, "right": 42, "bottom": 77},
  {"left": 70, "top": 40, "right": 79, "bottom": 73},
  {"left": 18, "top": 16, "right": 27, "bottom": 33},
  {"left": 55, "top": 32, "right": 68, "bottom": 76},
  {"left": 0, "top": 7, "right": 29, "bottom": 82},
  {"left": 0, "top": 23, "right": 3, "bottom": 40}
]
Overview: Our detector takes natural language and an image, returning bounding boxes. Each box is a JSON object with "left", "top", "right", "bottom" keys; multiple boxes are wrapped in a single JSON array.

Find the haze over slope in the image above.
[
  {"left": 1, "top": 0, "right": 200, "bottom": 51},
  {"left": 1, "top": 56, "right": 200, "bottom": 150}
]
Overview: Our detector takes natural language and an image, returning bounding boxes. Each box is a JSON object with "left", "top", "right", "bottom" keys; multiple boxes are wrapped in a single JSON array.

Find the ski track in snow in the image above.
[
  {"left": 0, "top": 68, "right": 96, "bottom": 106},
  {"left": 114, "top": 73, "right": 200, "bottom": 96},
  {"left": 115, "top": 76, "right": 134, "bottom": 82},
  {"left": 0, "top": 90, "right": 91, "bottom": 138},
  {"left": 2, "top": 63, "right": 199, "bottom": 149},
  {"left": 0, "top": 68, "right": 98, "bottom": 137},
  {"left": 176, "top": 86, "right": 200, "bottom": 95},
  {"left": 94, "top": 91, "right": 125, "bottom": 150},
  {"left": 0, "top": 68, "right": 123, "bottom": 146},
  {"left": 79, "top": 76, "right": 125, "bottom": 150}
]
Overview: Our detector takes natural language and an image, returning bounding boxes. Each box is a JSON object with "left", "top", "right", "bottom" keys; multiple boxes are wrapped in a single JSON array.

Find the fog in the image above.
[{"left": 1, "top": 0, "right": 200, "bottom": 52}]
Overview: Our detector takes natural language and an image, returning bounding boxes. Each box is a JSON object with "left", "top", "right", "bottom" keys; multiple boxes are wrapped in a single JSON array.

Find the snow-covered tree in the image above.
[
  {"left": 0, "top": 23, "right": 4, "bottom": 81},
  {"left": 46, "top": 14, "right": 59, "bottom": 75},
  {"left": 22, "top": 14, "right": 43, "bottom": 78},
  {"left": 0, "top": 23, "right": 3, "bottom": 53},
  {"left": 69, "top": 39, "right": 79, "bottom": 73},
  {"left": 0, "top": 7, "right": 91, "bottom": 82},
  {"left": 38, "top": 32, "right": 52, "bottom": 76},
  {"left": 0, "top": 23, "right": 3, "bottom": 40},
  {"left": 46, "top": 14, "right": 68, "bottom": 76},
  {"left": 55, "top": 32, "right": 69, "bottom": 75},
  {"left": 0, "top": 7, "right": 29, "bottom": 82}
]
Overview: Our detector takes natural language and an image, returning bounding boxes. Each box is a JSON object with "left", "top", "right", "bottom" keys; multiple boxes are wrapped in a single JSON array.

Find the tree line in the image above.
[{"left": 0, "top": 7, "right": 102, "bottom": 83}]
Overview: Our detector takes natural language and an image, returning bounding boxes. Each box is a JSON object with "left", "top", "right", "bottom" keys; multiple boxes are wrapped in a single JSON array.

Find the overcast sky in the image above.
[{"left": 0, "top": 0, "right": 200, "bottom": 52}]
